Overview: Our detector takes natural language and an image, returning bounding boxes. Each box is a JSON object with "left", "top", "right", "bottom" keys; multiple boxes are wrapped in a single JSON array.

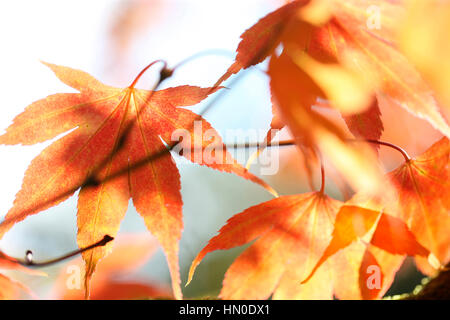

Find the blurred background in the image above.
[{"left": 0, "top": 0, "right": 442, "bottom": 299}]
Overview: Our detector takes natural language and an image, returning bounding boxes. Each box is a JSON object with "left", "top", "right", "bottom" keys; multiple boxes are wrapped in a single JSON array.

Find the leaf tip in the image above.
[
  {"left": 39, "top": 60, "right": 52, "bottom": 68},
  {"left": 186, "top": 264, "right": 197, "bottom": 287}
]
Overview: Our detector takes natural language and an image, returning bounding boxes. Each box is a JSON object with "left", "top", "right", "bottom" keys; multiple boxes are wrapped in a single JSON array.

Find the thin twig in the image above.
[
  {"left": 14, "top": 235, "right": 114, "bottom": 268},
  {"left": 319, "top": 160, "right": 325, "bottom": 194}
]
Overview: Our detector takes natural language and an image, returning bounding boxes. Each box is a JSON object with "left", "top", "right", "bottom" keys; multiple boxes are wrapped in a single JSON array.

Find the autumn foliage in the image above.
[{"left": 0, "top": 0, "right": 449, "bottom": 300}]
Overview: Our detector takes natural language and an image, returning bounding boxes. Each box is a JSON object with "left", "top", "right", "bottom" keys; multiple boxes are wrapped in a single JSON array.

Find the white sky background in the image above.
[{"left": 0, "top": 0, "right": 282, "bottom": 297}]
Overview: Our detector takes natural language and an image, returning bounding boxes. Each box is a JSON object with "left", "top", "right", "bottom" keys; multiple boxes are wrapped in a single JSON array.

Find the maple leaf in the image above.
[
  {"left": 218, "top": 0, "right": 373, "bottom": 113},
  {"left": 217, "top": 0, "right": 450, "bottom": 194},
  {"left": 312, "top": 98, "right": 384, "bottom": 153},
  {"left": 187, "top": 191, "right": 340, "bottom": 300},
  {"left": 302, "top": 137, "right": 450, "bottom": 295},
  {"left": 53, "top": 233, "right": 172, "bottom": 300},
  {"left": 214, "top": 0, "right": 308, "bottom": 86},
  {"left": 300, "top": 1, "right": 448, "bottom": 135},
  {"left": 268, "top": 51, "right": 385, "bottom": 194},
  {"left": 332, "top": 242, "right": 404, "bottom": 300},
  {"left": 314, "top": 1, "right": 450, "bottom": 138},
  {"left": 301, "top": 205, "right": 429, "bottom": 299},
  {"left": 188, "top": 194, "right": 430, "bottom": 300},
  {"left": 0, "top": 62, "right": 275, "bottom": 300},
  {"left": 341, "top": 99, "right": 384, "bottom": 150},
  {"left": 303, "top": 136, "right": 449, "bottom": 290},
  {"left": 216, "top": 0, "right": 384, "bottom": 193},
  {"left": 387, "top": 137, "right": 450, "bottom": 273}
]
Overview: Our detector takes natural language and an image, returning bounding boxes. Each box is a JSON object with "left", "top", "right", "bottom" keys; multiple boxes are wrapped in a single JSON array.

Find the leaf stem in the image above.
[
  {"left": 16, "top": 235, "right": 114, "bottom": 268},
  {"left": 227, "top": 138, "right": 412, "bottom": 162},
  {"left": 319, "top": 160, "right": 325, "bottom": 195},
  {"left": 352, "top": 139, "right": 411, "bottom": 162},
  {"left": 129, "top": 60, "right": 168, "bottom": 89}
]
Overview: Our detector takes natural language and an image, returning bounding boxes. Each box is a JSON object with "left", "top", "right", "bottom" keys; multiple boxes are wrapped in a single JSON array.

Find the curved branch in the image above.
[{"left": 15, "top": 235, "right": 114, "bottom": 268}]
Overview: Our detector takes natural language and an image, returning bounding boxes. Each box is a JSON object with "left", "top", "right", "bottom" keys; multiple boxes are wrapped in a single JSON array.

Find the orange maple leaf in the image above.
[
  {"left": 302, "top": 137, "right": 449, "bottom": 296},
  {"left": 301, "top": 205, "right": 429, "bottom": 299},
  {"left": 188, "top": 195, "right": 430, "bottom": 300},
  {"left": 0, "top": 62, "right": 275, "bottom": 300},
  {"left": 220, "top": 0, "right": 449, "bottom": 135},
  {"left": 187, "top": 191, "right": 340, "bottom": 300},
  {"left": 214, "top": 0, "right": 308, "bottom": 86},
  {"left": 314, "top": 1, "right": 449, "bottom": 137},
  {"left": 216, "top": 1, "right": 381, "bottom": 192},
  {"left": 268, "top": 48, "right": 386, "bottom": 194},
  {"left": 387, "top": 137, "right": 450, "bottom": 273},
  {"left": 218, "top": 0, "right": 450, "bottom": 194}
]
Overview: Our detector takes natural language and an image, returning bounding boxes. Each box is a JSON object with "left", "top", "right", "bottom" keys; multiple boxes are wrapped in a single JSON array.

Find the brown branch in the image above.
[
  {"left": 16, "top": 235, "right": 114, "bottom": 268},
  {"left": 405, "top": 263, "right": 450, "bottom": 300}
]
